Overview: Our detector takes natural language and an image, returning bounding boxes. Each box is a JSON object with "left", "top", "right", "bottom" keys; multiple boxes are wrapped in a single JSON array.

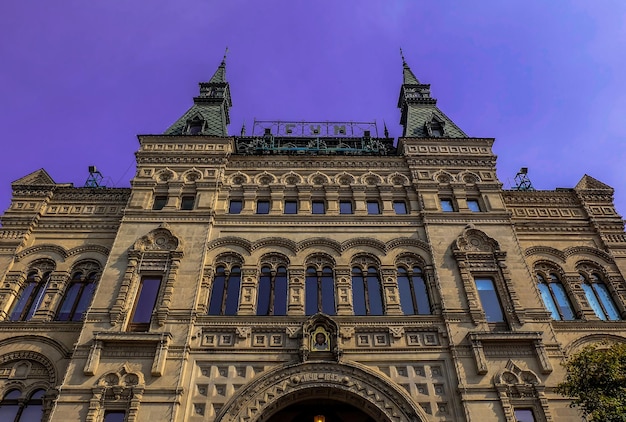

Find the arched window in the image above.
[
  {"left": 536, "top": 273, "right": 575, "bottom": 320},
  {"left": 352, "top": 265, "right": 384, "bottom": 316},
  {"left": 10, "top": 271, "right": 50, "bottom": 321},
  {"left": 580, "top": 272, "right": 621, "bottom": 321},
  {"left": 57, "top": 262, "right": 100, "bottom": 321},
  {"left": 208, "top": 265, "right": 241, "bottom": 316},
  {"left": 257, "top": 265, "right": 288, "bottom": 316},
  {"left": 305, "top": 266, "right": 335, "bottom": 315},
  {"left": 0, "top": 389, "right": 45, "bottom": 421},
  {"left": 397, "top": 266, "right": 431, "bottom": 315}
]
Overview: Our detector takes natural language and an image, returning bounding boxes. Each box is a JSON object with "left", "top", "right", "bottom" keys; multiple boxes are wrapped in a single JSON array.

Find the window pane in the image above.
[
  {"left": 73, "top": 281, "right": 96, "bottom": 321},
  {"left": 582, "top": 282, "right": 606, "bottom": 320},
  {"left": 305, "top": 267, "right": 319, "bottom": 315},
  {"left": 273, "top": 267, "right": 288, "bottom": 315},
  {"left": 104, "top": 411, "right": 127, "bottom": 422},
  {"left": 475, "top": 278, "right": 504, "bottom": 322},
  {"left": 352, "top": 268, "right": 366, "bottom": 316},
  {"left": 312, "top": 201, "right": 325, "bottom": 214},
  {"left": 57, "top": 282, "right": 82, "bottom": 321},
  {"left": 551, "top": 283, "right": 576, "bottom": 320},
  {"left": 256, "top": 200, "right": 270, "bottom": 214},
  {"left": 514, "top": 408, "right": 536, "bottom": 422},
  {"left": 467, "top": 200, "right": 481, "bottom": 212},
  {"left": 366, "top": 201, "right": 380, "bottom": 215},
  {"left": 132, "top": 277, "right": 161, "bottom": 324},
  {"left": 10, "top": 281, "right": 37, "bottom": 320},
  {"left": 393, "top": 201, "right": 407, "bottom": 214},
  {"left": 397, "top": 268, "right": 415, "bottom": 315},
  {"left": 20, "top": 402, "right": 44, "bottom": 421},
  {"left": 593, "top": 283, "right": 621, "bottom": 320},
  {"left": 412, "top": 269, "right": 431, "bottom": 315},
  {"left": 321, "top": 267, "right": 336, "bottom": 315},
  {"left": 367, "top": 267, "right": 384, "bottom": 315},
  {"left": 180, "top": 196, "right": 195, "bottom": 210},
  {"left": 224, "top": 267, "right": 241, "bottom": 316},
  {"left": 440, "top": 199, "right": 454, "bottom": 212},
  {"left": 24, "top": 275, "right": 48, "bottom": 321},
  {"left": 257, "top": 267, "right": 271, "bottom": 316},
  {"left": 284, "top": 200, "right": 298, "bottom": 214},
  {"left": 229, "top": 200, "right": 242, "bottom": 214},
  {"left": 152, "top": 196, "right": 167, "bottom": 210},
  {"left": 537, "top": 282, "right": 560, "bottom": 320},
  {"left": 339, "top": 201, "right": 353, "bottom": 214},
  {"left": 208, "top": 267, "right": 226, "bottom": 315}
]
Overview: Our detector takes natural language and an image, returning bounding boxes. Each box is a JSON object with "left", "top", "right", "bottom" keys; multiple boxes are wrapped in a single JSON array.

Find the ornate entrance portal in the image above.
[
  {"left": 214, "top": 361, "right": 427, "bottom": 422},
  {"left": 264, "top": 397, "right": 377, "bottom": 422}
]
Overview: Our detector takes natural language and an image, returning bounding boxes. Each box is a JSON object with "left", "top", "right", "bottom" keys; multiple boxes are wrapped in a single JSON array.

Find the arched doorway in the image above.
[
  {"left": 262, "top": 392, "right": 378, "bottom": 422},
  {"left": 215, "top": 361, "right": 427, "bottom": 422}
]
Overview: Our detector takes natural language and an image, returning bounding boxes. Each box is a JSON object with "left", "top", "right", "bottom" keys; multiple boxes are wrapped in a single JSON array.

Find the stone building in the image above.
[{"left": 1, "top": 55, "right": 625, "bottom": 422}]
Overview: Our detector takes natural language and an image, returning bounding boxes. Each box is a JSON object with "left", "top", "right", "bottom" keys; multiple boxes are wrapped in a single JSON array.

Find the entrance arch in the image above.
[{"left": 215, "top": 361, "right": 427, "bottom": 422}]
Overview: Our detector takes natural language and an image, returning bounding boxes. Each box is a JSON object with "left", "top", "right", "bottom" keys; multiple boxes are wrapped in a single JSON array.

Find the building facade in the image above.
[{"left": 1, "top": 57, "right": 626, "bottom": 422}]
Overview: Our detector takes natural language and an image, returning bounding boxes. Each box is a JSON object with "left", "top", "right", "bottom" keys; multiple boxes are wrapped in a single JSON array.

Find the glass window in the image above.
[
  {"left": 0, "top": 389, "right": 45, "bottom": 422},
  {"left": 10, "top": 271, "right": 49, "bottom": 321},
  {"left": 129, "top": 277, "right": 162, "bottom": 330},
  {"left": 188, "top": 120, "right": 203, "bottom": 134},
  {"left": 514, "top": 408, "right": 536, "bottom": 422},
  {"left": 152, "top": 196, "right": 167, "bottom": 210},
  {"left": 393, "top": 201, "right": 407, "bottom": 214},
  {"left": 57, "top": 271, "right": 98, "bottom": 321},
  {"left": 208, "top": 266, "right": 241, "bottom": 316},
  {"left": 306, "top": 266, "right": 336, "bottom": 315},
  {"left": 474, "top": 278, "right": 504, "bottom": 322},
  {"left": 536, "top": 273, "right": 575, "bottom": 320},
  {"left": 256, "top": 200, "right": 270, "bottom": 214},
  {"left": 339, "top": 200, "right": 353, "bottom": 214},
  {"left": 398, "top": 266, "right": 431, "bottom": 315},
  {"left": 180, "top": 195, "right": 195, "bottom": 210},
  {"left": 312, "top": 200, "right": 325, "bottom": 214},
  {"left": 284, "top": 200, "right": 298, "bottom": 214},
  {"left": 104, "top": 411, "right": 127, "bottom": 422},
  {"left": 229, "top": 200, "right": 242, "bottom": 214},
  {"left": 581, "top": 273, "right": 621, "bottom": 321},
  {"left": 352, "top": 266, "right": 384, "bottom": 316},
  {"left": 467, "top": 199, "right": 481, "bottom": 212},
  {"left": 366, "top": 201, "right": 380, "bottom": 215},
  {"left": 440, "top": 199, "right": 454, "bottom": 212},
  {"left": 257, "top": 266, "right": 288, "bottom": 316}
]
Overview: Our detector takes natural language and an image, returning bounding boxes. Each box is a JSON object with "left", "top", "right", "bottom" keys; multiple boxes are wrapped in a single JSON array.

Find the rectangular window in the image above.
[
  {"left": 284, "top": 200, "right": 298, "bottom": 214},
  {"left": 514, "top": 409, "right": 536, "bottom": 422},
  {"left": 152, "top": 196, "right": 167, "bottom": 210},
  {"left": 312, "top": 200, "right": 326, "bottom": 214},
  {"left": 129, "top": 277, "right": 162, "bottom": 331},
  {"left": 180, "top": 195, "right": 195, "bottom": 210},
  {"left": 475, "top": 277, "right": 505, "bottom": 322},
  {"left": 339, "top": 200, "right": 353, "bottom": 214},
  {"left": 367, "top": 201, "right": 381, "bottom": 214},
  {"left": 256, "top": 200, "right": 270, "bottom": 214},
  {"left": 229, "top": 200, "right": 242, "bottom": 214},
  {"left": 467, "top": 199, "right": 481, "bottom": 212},
  {"left": 104, "top": 411, "right": 127, "bottom": 422},
  {"left": 393, "top": 201, "right": 408, "bottom": 214},
  {"left": 440, "top": 198, "right": 454, "bottom": 212}
]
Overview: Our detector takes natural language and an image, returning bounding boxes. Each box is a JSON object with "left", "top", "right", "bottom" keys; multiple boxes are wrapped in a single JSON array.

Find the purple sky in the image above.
[{"left": 1, "top": 1, "right": 626, "bottom": 219}]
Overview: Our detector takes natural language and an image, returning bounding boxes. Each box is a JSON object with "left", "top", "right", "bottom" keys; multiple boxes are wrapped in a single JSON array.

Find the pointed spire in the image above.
[
  {"left": 383, "top": 121, "right": 389, "bottom": 138},
  {"left": 209, "top": 47, "right": 228, "bottom": 83},
  {"left": 240, "top": 121, "right": 246, "bottom": 136},
  {"left": 164, "top": 52, "right": 232, "bottom": 137},
  {"left": 400, "top": 48, "right": 420, "bottom": 85}
]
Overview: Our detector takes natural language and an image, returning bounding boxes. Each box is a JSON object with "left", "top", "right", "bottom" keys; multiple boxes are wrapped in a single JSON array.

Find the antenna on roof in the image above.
[
  {"left": 85, "top": 166, "right": 104, "bottom": 188},
  {"left": 513, "top": 167, "right": 534, "bottom": 191}
]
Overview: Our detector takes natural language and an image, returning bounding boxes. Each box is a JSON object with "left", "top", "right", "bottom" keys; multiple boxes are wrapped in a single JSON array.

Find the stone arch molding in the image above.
[{"left": 215, "top": 361, "right": 427, "bottom": 422}]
